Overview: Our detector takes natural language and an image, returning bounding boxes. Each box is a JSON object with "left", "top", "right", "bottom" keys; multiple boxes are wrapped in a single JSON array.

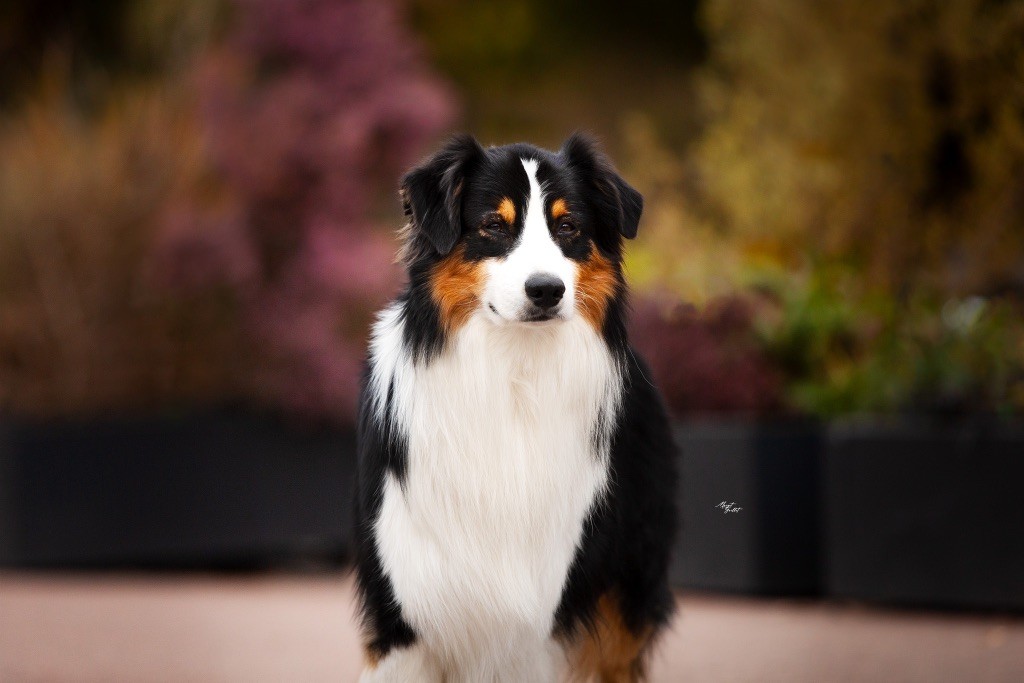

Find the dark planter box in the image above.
[
  {"left": 6, "top": 411, "right": 1022, "bottom": 613},
  {"left": 824, "top": 420, "right": 1024, "bottom": 611},
  {"left": 672, "top": 421, "right": 822, "bottom": 595},
  {"left": 0, "top": 412, "right": 355, "bottom": 568}
]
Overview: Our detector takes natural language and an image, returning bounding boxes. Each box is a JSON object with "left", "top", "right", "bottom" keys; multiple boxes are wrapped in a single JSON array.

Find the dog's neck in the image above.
[{"left": 373, "top": 303, "right": 623, "bottom": 435}]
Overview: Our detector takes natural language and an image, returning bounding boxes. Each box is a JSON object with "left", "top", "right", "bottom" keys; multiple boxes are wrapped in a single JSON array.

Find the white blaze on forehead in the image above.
[
  {"left": 481, "top": 158, "right": 578, "bottom": 322},
  {"left": 517, "top": 158, "right": 574, "bottom": 285},
  {"left": 521, "top": 159, "right": 550, "bottom": 247}
]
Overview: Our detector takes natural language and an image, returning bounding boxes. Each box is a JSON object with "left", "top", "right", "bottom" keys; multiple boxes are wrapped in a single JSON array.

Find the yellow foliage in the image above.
[
  {"left": 687, "top": 0, "right": 1024, "bottom": 296},
  {"left": 627, "top": 0, "right": 1024, "bottom": 302}
]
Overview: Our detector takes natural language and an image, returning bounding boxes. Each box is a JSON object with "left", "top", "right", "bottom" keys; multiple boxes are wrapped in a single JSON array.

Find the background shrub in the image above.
[
  {"left": 0, "top": 80, "right": 244, "bottom": 416},
  {"left": 0, "top": 0, "right": 455, "bottom": 423}
]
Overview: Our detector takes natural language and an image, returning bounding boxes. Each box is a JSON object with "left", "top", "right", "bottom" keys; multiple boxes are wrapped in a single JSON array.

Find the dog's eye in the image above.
[
  {"left": 483, "top": 220, "right": 506, "bottom": 234},
  {"left": 557, "top": 220, "right": 577, "bottom": 236}
]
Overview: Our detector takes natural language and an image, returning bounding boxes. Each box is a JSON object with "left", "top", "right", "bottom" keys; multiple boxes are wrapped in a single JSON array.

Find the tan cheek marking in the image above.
[
  {"left": 430, "top": 245, "right": 484, "bottom": 333},
  {"left": 363, "top": 646, "right": 381, "bottom": 670},
  {"left": 551, "top": 198, "right": 569, "bottom": 220},
  {"left": 563, "top": 593, "right": 654, "bottom": 682},
  {"left": 575, "top": 245, "right": 618, "bottom": 331},
  {"left": 497, "top": 197, "right": 516, "bottom": 224}
]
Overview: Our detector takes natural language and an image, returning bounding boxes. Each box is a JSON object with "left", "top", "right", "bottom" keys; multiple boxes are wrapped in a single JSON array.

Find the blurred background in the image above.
[
  {"left": 0, "top": 0, "right": 1023, "bottom": 680},
  {"left": 3, "top": 0, "right": 1024, "bottom": 425}
]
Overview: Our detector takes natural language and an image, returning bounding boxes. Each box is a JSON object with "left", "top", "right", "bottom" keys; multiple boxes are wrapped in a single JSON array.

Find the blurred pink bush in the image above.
[
  {"left": 630, "top": 295, "right": 785, "bottom": 418},
  {"left": 156, "top": 0, "right": 456, "bottom": 422}
]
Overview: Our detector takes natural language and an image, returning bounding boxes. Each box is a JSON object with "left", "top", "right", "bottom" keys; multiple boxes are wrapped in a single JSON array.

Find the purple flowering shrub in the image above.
[
  {"left": 630, "top": 294, "right": 785, "bottom": 418},
  {"left": 156, "top": 0, "right": 456, "bottom": 421}
]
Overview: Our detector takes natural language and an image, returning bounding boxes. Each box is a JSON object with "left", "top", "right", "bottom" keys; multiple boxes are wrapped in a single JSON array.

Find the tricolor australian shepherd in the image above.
[{"left": 354, "top": 133, "right": 677, "bottom": 682}]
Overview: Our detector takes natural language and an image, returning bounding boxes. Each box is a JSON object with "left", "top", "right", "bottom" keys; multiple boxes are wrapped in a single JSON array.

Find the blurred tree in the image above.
[
  {"left": 690, "top": 0, "right": 1024, "bottom": 299},
  {"left": 408, "top": 0, "right": 703, "bottom": 147},
  {"left": 0, "top": 0, "right": 225, "bottom": 111},
  {"left": 410, "top": 0, "right": 704, "bottom": 83},
  {"left": 620, "top": 0, "right": 1024, "bottom": 417},
  {"left": 0, "top": 1, "right": 131, "bottom": 108}
]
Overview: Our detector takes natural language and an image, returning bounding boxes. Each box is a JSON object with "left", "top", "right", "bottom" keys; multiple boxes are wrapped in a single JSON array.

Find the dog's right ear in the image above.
[{"left": 400, "top": 134, "right": 485, "bottom": 256}]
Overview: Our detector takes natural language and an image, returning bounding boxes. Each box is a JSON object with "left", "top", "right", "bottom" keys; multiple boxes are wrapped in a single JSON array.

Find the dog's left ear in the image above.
[
  {"left": 401, "top": 134, "right": 485, "bottom": 256},
  {"left": 560, "top": 132, "right": 643, "bottom": 239}
]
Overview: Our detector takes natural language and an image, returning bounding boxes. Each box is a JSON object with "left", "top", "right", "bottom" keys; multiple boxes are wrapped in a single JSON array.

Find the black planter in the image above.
[
  {"left": 823, "top": 420, "right": 1024, "bottom": 611},
  {"left": 0, "top": 412, "right": 356, "bottom": 568},
  {"left": 672, "top": 421, "right": 823, "bottom": 595}
]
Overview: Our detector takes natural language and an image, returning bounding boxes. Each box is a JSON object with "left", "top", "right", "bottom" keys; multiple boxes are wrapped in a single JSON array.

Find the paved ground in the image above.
[{"left": 0, "top": 573, "right": 1021, "bottom": 682}]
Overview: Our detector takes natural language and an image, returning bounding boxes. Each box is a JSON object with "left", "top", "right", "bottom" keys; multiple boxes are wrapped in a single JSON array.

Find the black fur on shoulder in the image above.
[
  {"left": 353, "top": 371, "right": 417, "bottom": 660},
  {"left": 554, "top": 352, "right": 678, "bottom": 640}
]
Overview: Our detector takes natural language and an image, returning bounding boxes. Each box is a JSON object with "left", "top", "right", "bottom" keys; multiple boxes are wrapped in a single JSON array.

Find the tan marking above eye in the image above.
[
  {"left": 497, "top": 197, "right": 516, "bottom": 224},
  {"left": 551, "top": 198, "right": 569, "bottom": 220}
]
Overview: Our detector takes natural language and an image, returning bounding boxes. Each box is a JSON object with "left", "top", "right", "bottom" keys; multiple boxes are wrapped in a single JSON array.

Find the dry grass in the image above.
[{"left": 0, "top": 73, "right": 245, "bottom": 417}]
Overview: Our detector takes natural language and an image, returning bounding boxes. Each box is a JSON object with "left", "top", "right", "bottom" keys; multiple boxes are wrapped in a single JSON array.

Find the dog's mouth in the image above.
[
  {"left": 486, "top": 302, "right": 563, "bottom": 324},
  {"left": 519, "top": 304, "right": 564, "bottom": 324}
]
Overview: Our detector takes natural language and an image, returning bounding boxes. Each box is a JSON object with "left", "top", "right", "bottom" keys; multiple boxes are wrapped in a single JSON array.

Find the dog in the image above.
[{"left": 354, "top": 133, "right": 677, "bottom": 682}]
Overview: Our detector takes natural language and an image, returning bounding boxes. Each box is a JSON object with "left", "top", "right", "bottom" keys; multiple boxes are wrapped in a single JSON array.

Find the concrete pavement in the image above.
[{"left": 0, "top": 573, "right": 1021, "bottom": 682}]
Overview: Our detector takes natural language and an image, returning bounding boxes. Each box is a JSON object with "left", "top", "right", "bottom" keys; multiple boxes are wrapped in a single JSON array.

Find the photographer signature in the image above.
[{"left": 716, "top": 501, "right": 743, "bottom": 514}]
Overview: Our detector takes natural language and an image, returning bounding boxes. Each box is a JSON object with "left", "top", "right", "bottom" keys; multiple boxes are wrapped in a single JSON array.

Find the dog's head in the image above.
[{"left": 399, "top": 133, "right": 641, "bottom": 335}]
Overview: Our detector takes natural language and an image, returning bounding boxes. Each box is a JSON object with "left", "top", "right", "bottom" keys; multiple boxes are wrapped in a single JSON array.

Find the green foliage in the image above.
[{"left": 755, "top": 273, "right": 1024, "bottom": 416}]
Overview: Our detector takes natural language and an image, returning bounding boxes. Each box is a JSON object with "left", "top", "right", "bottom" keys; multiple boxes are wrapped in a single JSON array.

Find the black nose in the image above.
[{"left": 524, "top": 274, "right": 565, "bottom": 309}]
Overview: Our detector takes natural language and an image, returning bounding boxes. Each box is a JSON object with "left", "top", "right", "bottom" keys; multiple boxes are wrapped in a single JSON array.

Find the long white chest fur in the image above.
[{"left": 367, "top": 306, "right": 621, "bottom": 679}]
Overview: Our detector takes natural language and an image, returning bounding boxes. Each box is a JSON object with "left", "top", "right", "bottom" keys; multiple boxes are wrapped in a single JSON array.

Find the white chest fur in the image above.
[{"left": 367, "top": 308, "right": 621, "bottom": 678}]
